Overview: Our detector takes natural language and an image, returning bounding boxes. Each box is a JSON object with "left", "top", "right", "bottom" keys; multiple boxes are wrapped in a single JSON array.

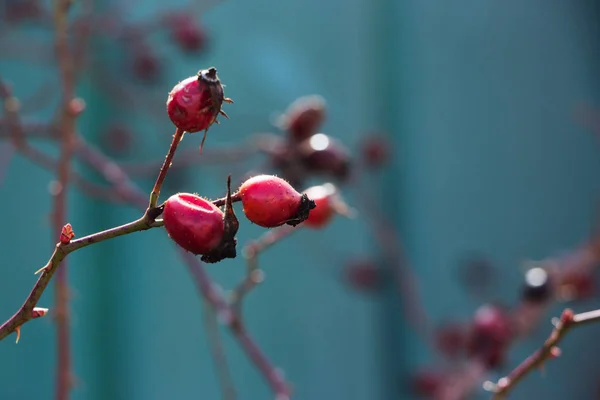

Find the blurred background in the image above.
[{"left": 2, "top": 0, "right": 600, "bottom": 399}]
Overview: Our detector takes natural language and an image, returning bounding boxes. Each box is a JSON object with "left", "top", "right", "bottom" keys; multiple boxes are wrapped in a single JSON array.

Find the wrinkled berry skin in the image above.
[
  {"left": 239, "top": 175, "right": 315, "bottom": 228},
  {"left": 303, "top": 183, "right": 337, "bottom": 228},
  {"left": 166, "top": 68, "right": 229, "bottom": 132},
  {"left": 163, "top": 193, "right": 224, "bottom": 255}
]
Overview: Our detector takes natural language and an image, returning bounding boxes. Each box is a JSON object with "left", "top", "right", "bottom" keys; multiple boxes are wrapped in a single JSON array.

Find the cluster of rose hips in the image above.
[{"left": 161, "top": 67, "right": 350, "bottom": 263}]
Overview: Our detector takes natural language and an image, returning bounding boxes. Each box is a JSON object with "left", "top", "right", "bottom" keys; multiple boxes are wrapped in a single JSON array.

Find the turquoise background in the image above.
[{"left": 2, "top": 1, "right": 600, "bottom": 399}]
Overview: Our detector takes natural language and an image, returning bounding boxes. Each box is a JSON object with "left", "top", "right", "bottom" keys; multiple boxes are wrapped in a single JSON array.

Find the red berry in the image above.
[
  {"left": 297, "top": 133, "right": 352, "bottom": 181},
  {"left": 163, "top": 193, "right": 225, "bottom": 255},
  {"left": 302, "top": 183, "right": 353, "bottom": 229},
  {"left": 239, "top": 175, "right": 315, "bottom": 228},
  {"left": 170, "top": 16, "right": 206, "bottom": 53},
  {"left": 302, "top": 183, "right": 337, "bottom": 228},
  {"left": 466, "top": 304, "right": 514, "bottom": 368},
  {"left": 279, "top": 95, "right": 326, "bottom": 142},
  {"left": 166, "top": 68, "right": 232, "bottom": 150}
]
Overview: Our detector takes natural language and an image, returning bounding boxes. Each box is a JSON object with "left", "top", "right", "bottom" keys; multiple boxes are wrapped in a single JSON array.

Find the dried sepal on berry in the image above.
[
  {"left": 166, "top": 67, "right": 233, "bottom": 152},
  {"left": 201, "top": 175, "right": 239, "bottom": 263}
]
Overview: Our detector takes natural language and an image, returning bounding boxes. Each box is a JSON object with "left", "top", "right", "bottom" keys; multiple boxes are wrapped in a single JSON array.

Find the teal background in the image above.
[{"left": 2, "top": 1, "right": 600, "bottom": 399}]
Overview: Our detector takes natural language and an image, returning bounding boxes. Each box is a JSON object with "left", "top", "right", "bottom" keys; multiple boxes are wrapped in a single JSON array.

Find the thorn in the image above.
[
  {"left": 34, "top": 264, "right": 50, "bottom": 275},
  {"left": 199, "top": 130, "right": 208, "bottom": 154},
  {"left": 224, "top": 97, "right": 234, "bottom": 104},
  {"left": 15, "top": 326, "right": 20, "bottom": 343},
  {"left": 219, "top": 109, "right": 230, "bottom": 119}
]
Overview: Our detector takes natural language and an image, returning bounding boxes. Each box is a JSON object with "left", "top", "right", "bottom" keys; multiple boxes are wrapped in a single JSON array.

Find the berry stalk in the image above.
[{"left": 148, "top": 127, "right": 185, "bottom": 210}]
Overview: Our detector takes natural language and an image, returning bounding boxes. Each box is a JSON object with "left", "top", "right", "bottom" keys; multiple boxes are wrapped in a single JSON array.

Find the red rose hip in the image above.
[
  {"left": 302, "top": 183, "right": 353, "bottom": 229},
  {"left": 239, "top": 175, "right": 315, "bottom": 228},
  {"left": 166, "top": 67, "right": 233, "bottom": 150},
  {"left": 163, "top": 193, "right": 224, "bottom": 255}
]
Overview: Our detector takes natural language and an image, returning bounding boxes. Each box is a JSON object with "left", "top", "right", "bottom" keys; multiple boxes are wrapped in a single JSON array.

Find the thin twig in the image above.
[
  {"left": 230, "top": 225, "right": 297, "bottom": 312},
  {"left": 0, "top": 215, "right": 160, "bottom": 342},
  {"left": 148, "top": 127, "right": 185, "bottom": 209},
  {"left": 487, "top": 308, "right": 600, "bottom": 399},
  {"left": 201, "top": 299, "right": 237, "bottom": 400}
]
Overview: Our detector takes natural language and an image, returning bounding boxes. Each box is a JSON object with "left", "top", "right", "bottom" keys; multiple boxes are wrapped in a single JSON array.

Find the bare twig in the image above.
[
  {"left": 201, "top": 299, "right": 237, "bottom": 400},
  {"left": 148, "top": 127, "right": 185, "bottom": 209},
  {"left": 230, "top": 225, "right": 297, "bottom": 312},
  {"left": 487, "top": 308, "right": 600, "bottom": 399},
  {"left": 0, "top": 215, "right": 160, "bottom": 342}
]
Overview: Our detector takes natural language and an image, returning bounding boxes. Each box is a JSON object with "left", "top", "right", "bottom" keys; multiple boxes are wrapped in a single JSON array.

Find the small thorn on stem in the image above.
[{"left": 15, "top": 326, "right": 21, "bottom": 344}]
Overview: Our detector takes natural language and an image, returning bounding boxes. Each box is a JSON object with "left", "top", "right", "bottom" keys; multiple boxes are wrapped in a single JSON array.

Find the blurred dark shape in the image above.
[
  {"left": 297, "top": 133, "right": 352, "bottom": 182},
  {"left": 2, "top": 0, "right": 43, "bottom": 24},
  {"left": 521, "top": 266, "right": 552, "bottom": 303},
  {"left": 99, "top": 124, "right": 135, "bottom": 157},
  {"left": 433, "top": 322, "right": 467, "bottom": 360},
  {"left": 279, "top": 95, "right": 326, "bottom": 142},
  {"left": 466, "top": 304, "right": 514, "bottom": 369},
  {"left": 410, "top": 370, "right": 444, "bottom": 398},
  {"left": 131, "top": 47, "right": 161, "bottom": 83},
  {"left": 360, "top": 133, "right": 390, "bottom": 169},
  {"left": 167, "top": 14, "right": 207, "bottom": 53},
  {"left": 557, "top": 269, "right": 596, "bottom": 301},
  {"left": 455, "top": 252, "right": 496, "bottom": 297},
  {"left": 343, "top": 259, "right": 383, "bottom": 293}
]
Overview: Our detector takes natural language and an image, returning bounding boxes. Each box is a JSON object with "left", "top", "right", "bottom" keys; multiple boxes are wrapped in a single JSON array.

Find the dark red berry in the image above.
[
  {"left": 166, "top": 68, "right": 232, "bottom": 150},
  {"left": 466, "top": 304, "right": 514, "bottom": 369},
  {"left": 360, "top": 134, "right": 390, "bottom": 169},
  {"left": 239, "top": 175, "right": 315, "bottom": 228},
  {"left": 557, "top": 269, "right": 596, "bottom": 301},
  {"left": 170, "top": 15, "right": 206, "bottom": 53},
  {"left": 344, "top": 259, "right": 383, "bottom": 292},
  {"left": 100, "top": 124, "right": 135, "bottom": 156},
  {"left": 279, "top": 95, "right": 326, "bottom": 142},
  {"left": 411, "top": 370, "right": 444, "bottom": 397},
  {"left": 433, "top": 323, "right": 467, "bottom": 359},
  {"left": 297, "top": 133, "right": 352, "bottom": 181},
  {"left": 163, "top": 193, "right": 224, "bottom": 255},
  {"left": 132, "top": 49, "right": 161, "bottom": 82},
  {"left": 521, "top": 266, "right": 552, "bottom": 303}
]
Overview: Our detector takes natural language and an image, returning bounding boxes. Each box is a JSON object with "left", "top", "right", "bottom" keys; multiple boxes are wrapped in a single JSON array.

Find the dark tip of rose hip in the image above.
[
  {"left": 201, "top": 238, "right": 237, "bottom": 263},
  {"left": 198, "top": 67, "right": 219, "bottom": 83},
  {"left": 285, "top": 194, "right": 317, "bottom": 227}
]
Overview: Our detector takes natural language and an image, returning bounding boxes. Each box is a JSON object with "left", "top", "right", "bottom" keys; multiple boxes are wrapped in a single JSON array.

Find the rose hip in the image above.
[
  {"left": 239, "top": 175, "right": 315, "bottom": 228},
  {"left": 163, "top": 193, "right": 224, "bottom": 255},
  {"left": 166, "top": 67, "right": 232, "bottom": 150}
]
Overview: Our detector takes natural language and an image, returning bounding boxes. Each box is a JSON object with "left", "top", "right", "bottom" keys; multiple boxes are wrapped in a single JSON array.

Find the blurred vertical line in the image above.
[
  {"left": 367, "top": 0, "right": 418, "bottom": 398},
  {"left": 72, "top": 2, "right": 126, "bottom": 397}
]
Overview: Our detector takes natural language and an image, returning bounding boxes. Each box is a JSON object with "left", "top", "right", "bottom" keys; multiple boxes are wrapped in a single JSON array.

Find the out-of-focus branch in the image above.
[{"left": 230, "top": 225, "right": 297, "bottom": 314}]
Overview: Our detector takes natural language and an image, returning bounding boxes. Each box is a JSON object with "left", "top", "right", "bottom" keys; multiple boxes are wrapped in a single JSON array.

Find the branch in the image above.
[
  {"left": 230, "top": 225, "right": 298, "bottom": 313},
  {"left": 0, "top": 215, "right": 160, "bottom": 342},
  {"left": 148, "top": 127, "right": 185, "bottom": 209},
  {"left": 487, "top": 308, "right": 600, "bottom": 399}
]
